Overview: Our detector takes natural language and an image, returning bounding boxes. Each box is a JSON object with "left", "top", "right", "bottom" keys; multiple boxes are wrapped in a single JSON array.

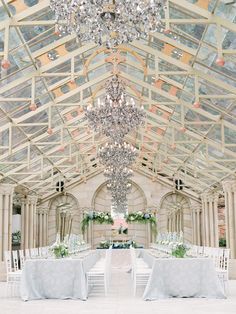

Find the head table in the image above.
[
  {"left": 20, "top": 250, "right": 99, "bottom": 301},
  {"left": 141, "top": 250, "right": 226, "bottom": 300}
]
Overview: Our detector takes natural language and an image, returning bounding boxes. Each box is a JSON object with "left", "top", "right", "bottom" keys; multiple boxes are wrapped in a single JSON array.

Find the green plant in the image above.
[
  {"left": 171, "top": 244, "right": 189, "bottom": 258},
  {"left": 98, "top": 240, "right": 111, "bottom": 249},
  {"left": 51, "top": 243, "right": 69, "bottom": 258},
  {"left": 125, "top": 211, "right": 157, "bottom": 234},
  {"left": 113, "top": 240, "right": 138, "bottom": 249},
  {"left": 12, "top": 231, "right": 21, "bottom": 244},
  {"left": 219, "top": 238, "right": 226, "bottom": 247},
  {"left": 81, "top": 211, "right": 114, "bottom": 233}
]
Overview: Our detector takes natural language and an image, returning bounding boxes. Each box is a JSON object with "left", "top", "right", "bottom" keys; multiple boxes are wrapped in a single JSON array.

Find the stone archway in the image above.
[
  {"left": 159, "top": 192, "right": 193, "bottom": 243},
  {"left": 48, "top": 193, "right": 80, "bottom": 244},
  {"left": 90, "top": 181, "right": 149, "bottom": 248}
]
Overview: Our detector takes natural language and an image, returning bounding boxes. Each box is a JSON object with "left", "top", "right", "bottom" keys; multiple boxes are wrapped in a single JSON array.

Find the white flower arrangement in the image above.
[{"left": 50, "top": 241, "right": 69, "bottom": 258}]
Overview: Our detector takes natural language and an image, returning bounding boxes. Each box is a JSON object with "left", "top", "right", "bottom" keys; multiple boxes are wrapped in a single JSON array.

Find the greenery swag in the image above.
[
  {"left": 81, "top": 211, "right": 114, "bottom": 233},
  {"left": 125, "top": 211, "right": 157, "bottom": 234}
]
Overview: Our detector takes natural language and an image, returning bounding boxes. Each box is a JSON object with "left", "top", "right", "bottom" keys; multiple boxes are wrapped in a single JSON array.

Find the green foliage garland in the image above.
[
  {"left": 81, "top": 211, "right": 114, "bottom": 233},
  {"left": 125, "top": 211, "right": 157, "bottom": 234}
]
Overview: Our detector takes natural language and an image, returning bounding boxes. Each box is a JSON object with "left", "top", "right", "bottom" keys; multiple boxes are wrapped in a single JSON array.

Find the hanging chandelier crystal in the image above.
[
  {"left": 108, "top": 180, "right": 130, "bottom": 207},
  {"left": 107, "top": 179, "right": 131, "bottom": 195},
  {"left": 112, "top": 200, "right": 128, "bottom": 214},
  {"left": 104, "top": 166, "right": 133, "bottom": 211},
  {"left": 50, "top": 0, "right": 166, "bottom": 48},
  {"left": 85, "top": 76, "right": 146, "bottom": 142},
  {"left": 98, "top": 142, "right": 138, "bottom": 167},
  {"left": 104, "top": 166, "right": 133, "bottom": 180}
]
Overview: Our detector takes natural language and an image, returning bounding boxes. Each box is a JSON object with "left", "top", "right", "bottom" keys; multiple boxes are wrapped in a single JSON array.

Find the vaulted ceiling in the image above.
[{"left": 0, "top": 0, "right": 236, "bottom": 201}]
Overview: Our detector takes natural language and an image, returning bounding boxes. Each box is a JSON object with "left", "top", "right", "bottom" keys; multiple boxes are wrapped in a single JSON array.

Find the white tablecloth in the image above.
[
  {"left": 20, "top": 251, "right": 99, "bottom": 301},
  {"left": 142, "top": 252, "right": 226, "bottom": 300}
]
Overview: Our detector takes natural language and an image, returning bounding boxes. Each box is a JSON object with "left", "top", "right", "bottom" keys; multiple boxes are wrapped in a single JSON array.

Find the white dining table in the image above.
[
  {"left": 141, "top": 251, "right": 226, "bottom": 300},
  {"left": 20, "top": 251, "right": 99, "bottom": 301}
]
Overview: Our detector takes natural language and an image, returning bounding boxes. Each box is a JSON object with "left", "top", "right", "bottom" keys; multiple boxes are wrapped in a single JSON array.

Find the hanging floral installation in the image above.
[
  {"left": 81, "top": 211, "right": 114, "bottom": 233},
  {"left": 125, "top": 211, "right": 157, "bottom": 234}
]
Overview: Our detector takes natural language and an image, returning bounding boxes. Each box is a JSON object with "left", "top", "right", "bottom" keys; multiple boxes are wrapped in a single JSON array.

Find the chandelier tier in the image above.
[
  {"left": 50, "top": 0, "right": 166, "bottom": 47},
  {"left": 104, "top": 166, "right": 133, "bottom": 180},
  {"left": 98, "top": 142, "right": 138, "bottom": 167},
  {"left": 104, "top": 165, "right": 133, "bottom": 211},
  {"left": 85, "top": 76, "right": 146, "bottom": 141}
]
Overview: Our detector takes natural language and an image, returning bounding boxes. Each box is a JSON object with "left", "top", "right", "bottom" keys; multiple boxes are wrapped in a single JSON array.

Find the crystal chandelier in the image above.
[
  {"left": 85, "top": 76, "right": 146, "bottom": 142},
  {"left": 98, "top": 142, "right": 138, "bottom": 167},
  {"left": 50, "top": 0, "right": 166, "bottom": 48}
]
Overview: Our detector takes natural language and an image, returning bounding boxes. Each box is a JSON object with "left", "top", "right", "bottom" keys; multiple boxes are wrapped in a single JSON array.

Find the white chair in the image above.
[
  {"left": 86, "top": 246, "right": 112, "bottom": 296},
  {"left": 130, "top": 247, "right": 151, "bottom": 296},
  {"left": 4, "top": 251, "right": 21, "bottom": 297},
  {"left": 12, "top": 250, "right": 21, "bottom": 273},
  {"left": 130, "top": 247, "right": 149, "bottom": 276},
  {"left": 39, "top": 246, "right": 49, "bottom": 258},
  {"left": 18, "top": 250, "right": 25, "bottom": 270},
  {"left": 215, "top": 248, "right": 230, "bottom": 293},
  {"left": 30, "top": 248, "right": 39, "bottom": 258},
  {"left": 25, "top": 248, "right": 31, "bottom": 259}
]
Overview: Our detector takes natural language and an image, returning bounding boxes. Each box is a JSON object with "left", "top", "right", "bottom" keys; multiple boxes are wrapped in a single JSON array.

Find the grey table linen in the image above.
[
  {"left": 20, "top": 251, "right": 99, "bottom": 301},
  {"left": 142, "top": 253, "right": 225, "bottom": 300}
]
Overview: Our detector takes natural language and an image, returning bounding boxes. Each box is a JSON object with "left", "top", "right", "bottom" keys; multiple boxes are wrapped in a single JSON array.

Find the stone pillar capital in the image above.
[
  {"left": 201, "top": 191, "right": 219, "bottom": 203},
  {"left": 201, "top": 193, "right": 208, "bottom": 202},
  {"left": 13, "top": 193, "right": 26, "bottom": 205},
  {"left": 0, "top": 183, "right": 15, "bottom": 195},
  {"left": 27, "top": 195, "right": 38, "bottom": 205},
  {"left": 36, "top": 205, "right": 49, "bottom": 215},
  {"left": 208, "top": 192, "right": 219, "bottom": 203},
  {"left": 222, "top": 179, "right": 236, "bottom": 193},
  {"left": 191, "top": 204, "right": 202, "bottom": 213}
]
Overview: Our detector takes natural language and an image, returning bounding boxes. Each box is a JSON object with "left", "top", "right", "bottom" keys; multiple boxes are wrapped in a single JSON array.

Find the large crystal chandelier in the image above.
[
  {"left": 85, "top": 76, "right": 146, "bottom": 141},
  {"left": 50, "top": 0, "right": 166, "bottom": 47},
  {"left": 98, "top": 142, "right": 138, "bottom": 167}
]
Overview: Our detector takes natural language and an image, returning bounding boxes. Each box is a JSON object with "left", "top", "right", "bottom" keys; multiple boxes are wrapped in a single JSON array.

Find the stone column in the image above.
[
  {"left": 20, "top": 195, "right": 26, "bottom": 250},
  {"left": 222, "top": 180, "right": 236, "bottom": 258},
  {"left": 201, "top": 192, "right": 219, "bottom": 247},
  {"left": 191, "top": 204, "right": 201, "bottom": 245},
  {"left": 201, "top": 194, "right": 208, "bottom": 246},
  {"left": 43, "top": 209, "right": 49, "bottom": 246},
  {"left": 0, "top": 184, "right": 14, "bottom": 259},
  {"left": 0, "top": 184, "right": 14, "bottom": 280},
  {"left": 36, "top": 205, "right": 49, "bottom": 247},
  {"left": 24, "top": 197, "right": 30, "bottom": 249},
  {"left": 22, "top": 195, "right": 37, "bottom": 249}
]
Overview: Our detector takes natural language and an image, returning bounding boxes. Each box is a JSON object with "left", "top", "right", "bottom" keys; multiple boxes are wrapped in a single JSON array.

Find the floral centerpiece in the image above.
[
  {"left": 98, "top": 240, "right": 111, "bottom": 249},
  {"left": 125, "top": 211, "right": 157, "bottom": 234},
  {"left": 50, "top": 242, "right": 69, "bottom": 258},
  {"left": 81, "top": 211, "right": 114, "bottom": 233},
  {"left": 97, "top": 240, "right": 140, "bottom": 249},
  {"left": 171, "top": 243, "right": 189, "bottom": 258}
]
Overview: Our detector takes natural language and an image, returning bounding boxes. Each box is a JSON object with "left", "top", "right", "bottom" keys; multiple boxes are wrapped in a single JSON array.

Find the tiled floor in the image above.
[{"left": 0, "top": 269, "right": 236, "bottom": 314}]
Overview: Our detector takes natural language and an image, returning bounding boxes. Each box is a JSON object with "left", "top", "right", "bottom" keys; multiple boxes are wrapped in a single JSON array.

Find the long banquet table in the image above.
[
  {"left": 141, "top": 250, "right": 226, "bottom": 300},
  {"left": 20, "top": 251, "right": 99, "bottom": 301}
]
